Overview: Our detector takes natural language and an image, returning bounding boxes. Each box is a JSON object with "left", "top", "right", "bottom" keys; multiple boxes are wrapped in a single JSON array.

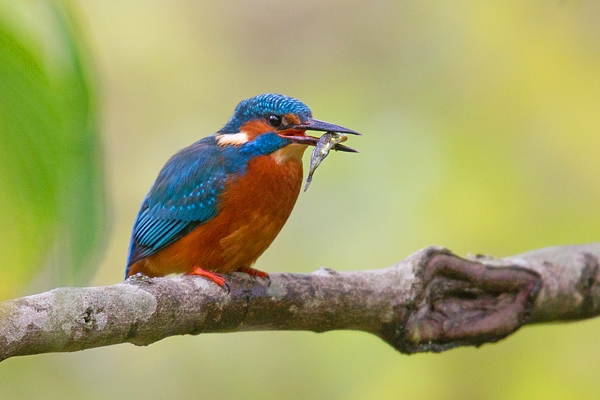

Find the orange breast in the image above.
[{"left": 127, "top": 147, "right": 306, "bottom": 277}]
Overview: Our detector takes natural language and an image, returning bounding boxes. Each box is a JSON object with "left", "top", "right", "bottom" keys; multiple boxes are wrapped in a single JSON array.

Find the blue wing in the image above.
[{"left": 125, "top": 136, "right": 228, "bottom": 276}]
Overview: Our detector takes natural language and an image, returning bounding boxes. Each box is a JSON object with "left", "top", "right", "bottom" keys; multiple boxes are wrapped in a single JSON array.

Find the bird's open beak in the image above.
[
  {"left": 293, "top": 118, "right": 361, "bottom": 135},
  {"left": 279, "top": 118, "right": 360, "bottom": 153}
]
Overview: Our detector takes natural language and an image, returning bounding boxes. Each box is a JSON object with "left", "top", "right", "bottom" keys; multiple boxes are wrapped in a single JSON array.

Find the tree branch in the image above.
[{"left": 1, "top": 243, "right": 599, "bottom": 361}]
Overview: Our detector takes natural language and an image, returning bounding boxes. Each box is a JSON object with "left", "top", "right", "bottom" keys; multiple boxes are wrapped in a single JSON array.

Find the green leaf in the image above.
[{"left": 0, "top": 1, "right": 104, "bottom": 299}]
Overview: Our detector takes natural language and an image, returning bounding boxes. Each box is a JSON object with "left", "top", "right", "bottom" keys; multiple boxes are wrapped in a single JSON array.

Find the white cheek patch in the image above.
[{"left": 216, "top": 132, "right": 249, "bottom": 146}]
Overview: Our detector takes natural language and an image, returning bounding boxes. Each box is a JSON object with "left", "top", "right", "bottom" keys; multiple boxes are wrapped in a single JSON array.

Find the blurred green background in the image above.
[{"left": 1, "top": 0, "right": 600, "bottom": 399}]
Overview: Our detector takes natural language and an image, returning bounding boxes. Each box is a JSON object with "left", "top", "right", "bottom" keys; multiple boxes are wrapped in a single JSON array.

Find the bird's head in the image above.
[{"left": 216, "top": 94, "right": 359, "bottom": 155}]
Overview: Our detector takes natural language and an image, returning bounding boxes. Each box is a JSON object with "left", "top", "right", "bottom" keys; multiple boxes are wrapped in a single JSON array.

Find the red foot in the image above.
[
  {"left": 238, "top": 267, "right": 270, "bottom": 279},
  {"left": 186, "top": 267, "right": 228, "bottom": 289}
]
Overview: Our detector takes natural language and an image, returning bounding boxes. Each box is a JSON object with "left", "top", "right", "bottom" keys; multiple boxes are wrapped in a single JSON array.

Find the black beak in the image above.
[
  {"left": 291, "top": 118, "right": 361, "bottom": 136},
  {"left": 279, "top": 118, "right": 360, "bottom": 153}
]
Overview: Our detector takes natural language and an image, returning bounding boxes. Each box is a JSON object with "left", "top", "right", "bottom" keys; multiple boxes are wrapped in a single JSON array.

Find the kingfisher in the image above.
[{"left": 125, "top": 93, "right": 359, "bottom": 288}]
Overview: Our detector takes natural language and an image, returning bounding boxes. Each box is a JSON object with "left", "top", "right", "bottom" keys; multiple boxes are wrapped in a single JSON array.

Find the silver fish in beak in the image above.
[{"left": 304, "top": 132, "right": 352, "bottom": 191}]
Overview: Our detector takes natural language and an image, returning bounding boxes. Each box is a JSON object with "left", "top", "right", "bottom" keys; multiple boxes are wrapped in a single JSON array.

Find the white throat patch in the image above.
[
  {"left": 216, "top": 132, "right": 249, "bottom": 147},
  {"left": 271, "top": 144, "right": 308, "bottom": 164}
]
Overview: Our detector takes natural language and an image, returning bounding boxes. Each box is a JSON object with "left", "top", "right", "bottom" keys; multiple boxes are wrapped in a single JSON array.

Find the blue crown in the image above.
[{"left": 219, "top": 93, "right": 312, "bottom": 133}]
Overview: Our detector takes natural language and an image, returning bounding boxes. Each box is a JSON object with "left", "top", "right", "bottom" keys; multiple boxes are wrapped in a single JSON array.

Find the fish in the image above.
[{"left": 303, "top": 131, "right": 352, "bottom": 191}]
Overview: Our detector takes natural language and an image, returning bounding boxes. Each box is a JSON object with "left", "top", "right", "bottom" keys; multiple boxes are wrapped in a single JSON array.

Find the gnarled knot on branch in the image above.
[{"left": 391, "top": 251, "right": 541, "bottom": 353}]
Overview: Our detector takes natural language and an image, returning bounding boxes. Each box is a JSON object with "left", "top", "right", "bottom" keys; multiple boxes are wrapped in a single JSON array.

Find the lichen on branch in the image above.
[{"left": 1, "top": 243, "right": 599, "bottom": 361}]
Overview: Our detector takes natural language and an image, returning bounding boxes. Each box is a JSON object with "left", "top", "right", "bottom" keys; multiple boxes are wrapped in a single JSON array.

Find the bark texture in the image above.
[{"left": 1, "top": 243, "right": 599, "bottom": 361}]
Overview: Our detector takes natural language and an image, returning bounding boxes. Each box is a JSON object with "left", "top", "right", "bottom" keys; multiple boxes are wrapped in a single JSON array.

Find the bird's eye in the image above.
[{"left": 268, "top": 114, "right": 283, "bottom": 128}]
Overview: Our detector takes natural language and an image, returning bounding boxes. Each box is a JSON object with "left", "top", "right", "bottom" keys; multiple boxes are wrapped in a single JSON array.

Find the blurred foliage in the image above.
[
  {"left": 2, "top": 0, "right": 600, "bottom": 399},
  {"left": 0, "top": 0, "right": 104, "bottom": 299}
]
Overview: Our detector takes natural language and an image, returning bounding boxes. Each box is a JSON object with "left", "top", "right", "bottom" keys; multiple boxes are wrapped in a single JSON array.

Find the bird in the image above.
[{"left": 125, "top": 93, "right": 359, "bottom": 288}]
